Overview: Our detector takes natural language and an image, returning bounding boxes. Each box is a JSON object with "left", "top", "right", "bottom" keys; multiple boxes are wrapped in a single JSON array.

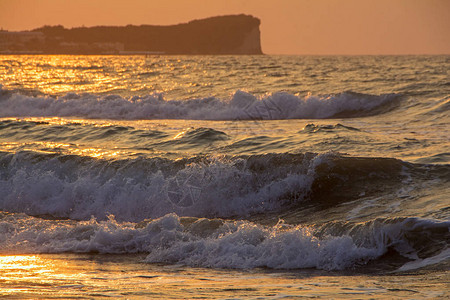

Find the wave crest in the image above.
[
  {"left": 1, "top": 213, "right": 448, "bottom": 271},
  {"left": 0, "top": 150, "right": 428, "bottom": 222},
  {"left": 0, "top": 88, "right": 401, "bottom": 120}
]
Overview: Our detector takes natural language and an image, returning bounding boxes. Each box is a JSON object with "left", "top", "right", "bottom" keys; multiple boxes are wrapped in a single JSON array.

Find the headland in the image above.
[{"left": 0, "top": 15, "right": 263, "bottom": 55}]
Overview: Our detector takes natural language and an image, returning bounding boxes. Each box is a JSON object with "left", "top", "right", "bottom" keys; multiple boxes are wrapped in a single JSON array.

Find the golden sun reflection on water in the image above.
[
  {"left": 1, "top": 55, "right": 206, "bottom": 97},
  {"left": 0, "top": 254, "right": 122, "bottom": 298},
  {"left": 0, "top": 255, "right": 44, "bottom": 272},
  {"left": 0, "top": 255, "right": 62, "bottom": 297},
  {"left": 0, "top": 254, "right": 448, "bottom": 299},
  {"left": 1, "top": 55, "right": 118, "bottom": 95}
]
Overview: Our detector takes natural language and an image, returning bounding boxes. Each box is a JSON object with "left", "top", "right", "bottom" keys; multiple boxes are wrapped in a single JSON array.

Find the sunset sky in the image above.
[{"left": 1, "top": 0, "right": 449, "bottom": 55}]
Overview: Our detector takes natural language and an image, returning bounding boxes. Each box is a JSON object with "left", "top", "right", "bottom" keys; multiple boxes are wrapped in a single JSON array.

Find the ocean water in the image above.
[{"left": 0, "top": 55, "right": 449, "bottom": 298}]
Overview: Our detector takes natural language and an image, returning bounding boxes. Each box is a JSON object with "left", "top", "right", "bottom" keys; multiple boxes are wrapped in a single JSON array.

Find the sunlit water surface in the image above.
[
  {"left": 0, "top": 55, "right": 449, "bottom": 298},
  {"left": 1, "top": 254, "right": 449, "bottom": 299}
]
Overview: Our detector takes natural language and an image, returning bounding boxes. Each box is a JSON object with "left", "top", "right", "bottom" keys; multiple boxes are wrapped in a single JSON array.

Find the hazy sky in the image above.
[{"left": 1, "top": 0, "right": 449, "bottom": 55}]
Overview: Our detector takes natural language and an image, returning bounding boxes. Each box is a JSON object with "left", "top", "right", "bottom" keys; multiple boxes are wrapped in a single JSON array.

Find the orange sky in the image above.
[{"left": 0, "top": 0, "right": 449, "bottom": 55}]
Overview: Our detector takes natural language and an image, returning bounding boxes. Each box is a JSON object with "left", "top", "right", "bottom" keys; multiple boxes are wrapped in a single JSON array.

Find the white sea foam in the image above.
[
  {"left": 2, "top": 212, "right": 447, "bottom": 270},
  {"left": 0, "top": 88, "right": 400, "bottom": 120},
  {"left": 0, "top": 213, "right": 383, "bottom": 270},
  {"left": 397, "top": 248, "right": 450, "bottom": 271},
  {"left": 4, "top": 213, "right": 445, "bottom": 270}
]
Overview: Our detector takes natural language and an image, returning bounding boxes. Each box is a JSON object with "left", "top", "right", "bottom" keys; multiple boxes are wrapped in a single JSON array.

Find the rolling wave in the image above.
[
  {"left": 0, "top": 87, "right": 402, "bottom": 120},
  {"left": 1, "top": 150, "right": 444, "bottom": 222}
]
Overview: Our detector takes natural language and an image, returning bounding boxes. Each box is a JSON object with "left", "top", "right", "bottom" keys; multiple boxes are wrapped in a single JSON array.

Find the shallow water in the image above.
[
  {"left": 1, "top": 254, "right": 449, "bottom": 299},
  {"left": 0, "top": 55, "right": 449, "bottom": 298}
]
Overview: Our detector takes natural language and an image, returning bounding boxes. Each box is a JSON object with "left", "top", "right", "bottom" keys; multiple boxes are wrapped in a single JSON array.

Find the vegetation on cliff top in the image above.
[{"left": 29, "top": 14, "right": 262, "bottom": 55}]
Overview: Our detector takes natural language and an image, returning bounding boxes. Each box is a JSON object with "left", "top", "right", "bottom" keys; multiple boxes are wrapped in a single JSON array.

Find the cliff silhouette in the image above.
[{"left": 15, "top": 14, "right": 262, "bottom": 55}]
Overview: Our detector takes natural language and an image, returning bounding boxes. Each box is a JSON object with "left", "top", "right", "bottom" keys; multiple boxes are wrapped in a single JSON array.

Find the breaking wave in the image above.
[
  {"left": 1, "top": 150, "right": 443, "bottom": 222},
  {"left": 0, "top": 87, "right": 402, "bottom": 120},
  {"left": 1, "top": 212, "right": 448, "bottom": 271},
  {"left": 0, "top": 151, "right": 322, "bottom": 221}
]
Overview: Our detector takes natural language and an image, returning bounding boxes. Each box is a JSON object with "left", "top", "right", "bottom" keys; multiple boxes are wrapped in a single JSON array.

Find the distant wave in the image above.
[
  {"left": 0, "top": 87, "right": 402, "bottom": 120},
  {"left": 300, "top": 123, "right": 361, "bottom": 133}
]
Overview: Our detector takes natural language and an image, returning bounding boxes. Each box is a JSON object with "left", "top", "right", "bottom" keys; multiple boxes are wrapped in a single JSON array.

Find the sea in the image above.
[{"left": 0, "top": 55, "right": 449, "bottom": 299}]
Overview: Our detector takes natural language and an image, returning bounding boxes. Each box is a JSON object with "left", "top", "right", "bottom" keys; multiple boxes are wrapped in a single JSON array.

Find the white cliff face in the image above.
[{"left": 234, "top": 26, "right": 263, "bottom": 54}]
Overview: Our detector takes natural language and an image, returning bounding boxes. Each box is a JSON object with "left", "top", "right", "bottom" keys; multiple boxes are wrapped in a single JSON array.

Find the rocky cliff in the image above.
[{"left": 25, "top": 14, "right": 263, "bottom": 55}]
